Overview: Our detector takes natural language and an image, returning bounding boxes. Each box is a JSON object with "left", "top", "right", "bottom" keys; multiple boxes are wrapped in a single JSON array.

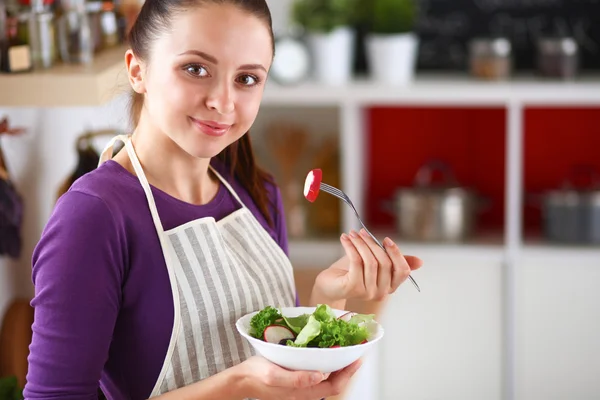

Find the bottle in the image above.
[
  {"left": 2, "top": 14, "right": 32, "bottom": 72},
  {"left": 100, "top": 1, "right": 118, "bottom": 48},
  {"left": 27, "top": 0, "right": 56, "bottom": 69},
  {"left": 0, "top": 0, "right": 7, "bottom": 71},
  {"left": 57, "top": 0, "right": 93, "bottom": 64}
]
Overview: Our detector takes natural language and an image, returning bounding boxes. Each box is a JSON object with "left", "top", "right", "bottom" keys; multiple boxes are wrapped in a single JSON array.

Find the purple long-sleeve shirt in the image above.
[{"left": 24, "top": 159, "right": 299, "bottom": 400}]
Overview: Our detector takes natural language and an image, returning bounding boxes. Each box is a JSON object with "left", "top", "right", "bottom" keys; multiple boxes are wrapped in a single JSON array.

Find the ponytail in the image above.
[
  {"left": 217, "top": 134, "right": 275, "bottom": 228},
  {"left": 129, "top": 91, "right": 144, "bottom": 128}
]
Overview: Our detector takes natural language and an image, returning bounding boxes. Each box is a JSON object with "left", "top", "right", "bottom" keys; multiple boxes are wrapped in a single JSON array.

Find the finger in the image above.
[
  {"left": 405, "top": 255, "right": 424, "bottom": 270},
  {"left": 384, "top": 237, "right": 412, "bottom": 293},
  {"left": 263, "top": 365, "right": 324, "bottom": 389},
  {"left": 348, "top": 230, "right": 378, "bottom": 299},
  {"left": 312, "top": 359, "right": 363, "bottom": 398},
  {"left": 359, "top": 229, "right": 391, "bottom": 300},
  {"left": 340, "top": 233, "right": 363, "bottom": 290}
]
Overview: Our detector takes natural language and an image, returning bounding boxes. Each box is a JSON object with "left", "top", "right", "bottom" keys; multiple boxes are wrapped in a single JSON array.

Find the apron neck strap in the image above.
[
  {"left": 208, "top": 165, "right": 248, "bottom": 210},
  {"left": 99, "top": 135, "right": 165, "bottom": 234},
  {"left": 98, "top": 135, "right": 251, "bottom": 231}
]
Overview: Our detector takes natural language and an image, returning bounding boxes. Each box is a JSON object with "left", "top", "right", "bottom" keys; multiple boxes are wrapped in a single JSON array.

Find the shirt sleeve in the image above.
[{"left": 24, "top": 190, "right": 126, "bottom": 400}]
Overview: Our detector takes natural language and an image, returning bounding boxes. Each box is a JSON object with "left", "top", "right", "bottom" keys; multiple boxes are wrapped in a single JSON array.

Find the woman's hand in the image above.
[
  {"left": 313, "top": 229, "right": 423, "bottom": 305},
  {"left": 236, "top": 355, "right": 362, "bottom": 400}
]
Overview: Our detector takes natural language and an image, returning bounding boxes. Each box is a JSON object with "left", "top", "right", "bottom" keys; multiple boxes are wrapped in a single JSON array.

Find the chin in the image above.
[{"left": 175, "top": 136, "right": 229, "bottom": 160}]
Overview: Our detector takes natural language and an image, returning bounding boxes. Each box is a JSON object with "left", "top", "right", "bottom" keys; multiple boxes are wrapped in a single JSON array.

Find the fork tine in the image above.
[
  {"left": 320, "top": 184, "right": 344, "bottom": 199},
  {"left": 320, "top": 182, "right": 344, "bottom": 197}
]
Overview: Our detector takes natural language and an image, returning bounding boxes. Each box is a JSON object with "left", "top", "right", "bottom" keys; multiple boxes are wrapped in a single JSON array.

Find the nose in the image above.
[{"left": 205, "top": 79, "right": 234, "bottom": 115}]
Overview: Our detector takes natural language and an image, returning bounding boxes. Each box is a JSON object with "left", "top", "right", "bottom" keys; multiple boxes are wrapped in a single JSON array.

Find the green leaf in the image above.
[
  {"left": 282, "top": 313, "right": 310, "bottom": 335},
  {"left": 365, "top": 0, "right": 417, "bottom": 34},
  {"left": 249, "top": 306, "right": 282, "bottom": 339},
  {"left": 291, "top": 0, "right": 360, "bottom": 33},
  {"left": 293, "top": 315, "right": 322, "bottom": 346},
  {"left": 312, "top": 304, "right": 336, "bottom": 323},
  {"left": 0, "top": 376, "right": 23, "bottom": 400}
]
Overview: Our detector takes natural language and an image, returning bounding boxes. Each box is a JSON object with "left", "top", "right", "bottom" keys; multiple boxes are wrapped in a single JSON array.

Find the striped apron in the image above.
[{"left": 99, "top": 135, "right": 297, "bottom": 398}]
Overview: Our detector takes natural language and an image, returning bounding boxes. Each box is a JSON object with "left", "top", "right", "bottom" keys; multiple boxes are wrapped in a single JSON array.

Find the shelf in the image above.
[
  {"left": 288, "top": 231, "right": 506, "bottom": 268},
  {"left": 262, "top": 73, "right": 600, "bottom": 107},
  {"left": 0, "top": 45, "right": 129, "bottom": 107}
]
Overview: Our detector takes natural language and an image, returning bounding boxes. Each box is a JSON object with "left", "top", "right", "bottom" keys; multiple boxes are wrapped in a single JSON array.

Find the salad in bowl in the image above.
[{"left": 236, "top": 304, "right": 384, "bottom": 373}]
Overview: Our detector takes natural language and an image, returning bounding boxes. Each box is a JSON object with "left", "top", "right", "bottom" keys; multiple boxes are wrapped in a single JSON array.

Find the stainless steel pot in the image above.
[
  {"left": 586, "top": 190, "right": 600, "bottom": 244},
  {"left": 386, "top": 160, "right": 483, "bottom": 243},
  {"left": 541, "top": 187, "right": 587, "bottom": 244},
  {"left": 540, "top": 165, "right": 599, "bottom": 244}
]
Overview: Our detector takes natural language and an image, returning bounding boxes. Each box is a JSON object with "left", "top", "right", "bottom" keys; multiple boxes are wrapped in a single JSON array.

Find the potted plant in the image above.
[
  {"left": 363, "top": 0, "right": 419, "bottom": 85},
  {"left": 291, "top": 0, "right": 359, "bottom": 85}
]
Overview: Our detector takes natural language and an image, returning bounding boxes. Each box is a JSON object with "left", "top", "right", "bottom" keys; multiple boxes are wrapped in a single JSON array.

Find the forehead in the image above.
[{"left": 157, "top": 3, "right": 273, "bottom": 65}]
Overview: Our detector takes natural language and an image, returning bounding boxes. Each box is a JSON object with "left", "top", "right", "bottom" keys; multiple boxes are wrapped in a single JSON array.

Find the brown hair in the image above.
[{"left": 128, "top": 0, "right": 276, "bottom": 228}]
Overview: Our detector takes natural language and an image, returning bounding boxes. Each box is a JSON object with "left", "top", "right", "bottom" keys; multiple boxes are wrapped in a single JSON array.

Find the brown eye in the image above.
[
  {"left": 237, "top": 74, "right": 258, "bottom": 86},
  {"left": 185, "top": 64, "right": 208, "bottom": 77}
]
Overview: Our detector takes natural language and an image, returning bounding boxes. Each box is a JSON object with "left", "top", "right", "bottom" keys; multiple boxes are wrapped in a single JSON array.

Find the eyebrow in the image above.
[{"left": 178, "top": 50, "right": 267, "bottom": 73}]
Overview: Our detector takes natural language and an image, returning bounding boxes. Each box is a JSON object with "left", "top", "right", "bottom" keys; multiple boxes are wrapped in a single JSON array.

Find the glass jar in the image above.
[
  {"left": 100, "top": 1, "right": 119, "bottom": 48},
  {"left": 469, "top": 37, "right": 512, "bottom": 81},
  {"left": 537, "top": 37, "right": 579, "bottom": 80},
  {"left": 28, "top": 0, "right": 56, "bottom": 69},
  {"left": 57, "top": 0, "right": 93, "bottom": 64},
  {"left": 86, "top": 1, "right": 104, "bottom": 53}
]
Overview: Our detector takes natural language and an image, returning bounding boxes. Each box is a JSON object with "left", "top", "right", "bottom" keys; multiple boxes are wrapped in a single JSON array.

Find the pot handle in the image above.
[{"left": 414, "top": 159, "right": 458, "bottom": 187}]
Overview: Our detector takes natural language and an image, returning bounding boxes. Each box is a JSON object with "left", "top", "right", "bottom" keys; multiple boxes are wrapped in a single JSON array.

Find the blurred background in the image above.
[{"left": 1, "top": 0, "right": 599, "bottom": 399}]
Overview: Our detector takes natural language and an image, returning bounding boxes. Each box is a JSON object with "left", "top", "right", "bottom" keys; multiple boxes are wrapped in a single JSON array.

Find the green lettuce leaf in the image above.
[
  {"left": 282, "top": 313, "right": 310, "bottom": 334},
  {"left": 294, "top": 315, "right": 321, "bottom": 346},
  {"left": 250, "top": 304, "right": 378, "bottom": 348},
  {"left": 312, "top": 304, "right": 336, "bottom": 323},
  {"left": 249, "top": 306, "right": 282, "bottom": 339}
]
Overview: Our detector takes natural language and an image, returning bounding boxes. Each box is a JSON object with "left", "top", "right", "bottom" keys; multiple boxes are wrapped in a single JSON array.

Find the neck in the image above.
[{"left": 123, "top": 116, "right": 219, "bottom": 206}]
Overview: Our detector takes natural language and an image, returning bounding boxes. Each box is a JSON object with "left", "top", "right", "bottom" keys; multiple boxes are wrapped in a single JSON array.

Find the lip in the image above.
[{"left": 190, "top": 117, "right": 232, "bottom": 137}]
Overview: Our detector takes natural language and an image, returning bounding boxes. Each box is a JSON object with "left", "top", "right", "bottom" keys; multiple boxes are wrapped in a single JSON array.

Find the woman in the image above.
[{"left": 23, "top": 0, "right": 423, "bottom": 399}]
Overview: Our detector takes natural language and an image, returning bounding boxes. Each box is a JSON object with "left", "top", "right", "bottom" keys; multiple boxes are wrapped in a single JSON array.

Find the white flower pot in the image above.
[
  {"left": 366, "top": 32, "right": 418, "bottom": 85},
  {"left": 307, "top": 26, "right": 355, "bottom": 86}
]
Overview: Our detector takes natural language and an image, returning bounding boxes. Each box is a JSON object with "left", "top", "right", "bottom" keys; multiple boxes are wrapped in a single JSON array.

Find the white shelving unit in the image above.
[{"left": 264, "top": 74, "right": 600, "bottom": 400}]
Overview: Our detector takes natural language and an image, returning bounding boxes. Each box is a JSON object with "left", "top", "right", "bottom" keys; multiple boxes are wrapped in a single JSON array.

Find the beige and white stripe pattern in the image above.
[
  {"left": 99, "top": 135, "right": 297, "bottom": 398},
  {"left": 155, "top": 210, "right": 296, "bottom": 393},
  {"left": 153, "top": 182, "right": 296, "bottom": 395}
]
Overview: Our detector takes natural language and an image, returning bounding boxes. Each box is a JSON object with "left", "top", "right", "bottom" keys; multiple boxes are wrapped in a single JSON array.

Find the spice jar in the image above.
[
  {"left": 100, "top": 1, "right": 119, "bottom": 48},
  {"left": 86, "top": 1, "right": 104, "bottom": 53},
  {"left": 537, "top": 37, "right": 579, "bottom": 80},
  {"left": 469, "top": 38, "right": 512, "bottom": 81}
]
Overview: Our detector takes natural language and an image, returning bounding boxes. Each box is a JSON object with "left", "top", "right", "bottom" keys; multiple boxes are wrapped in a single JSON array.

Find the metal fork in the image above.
[{"left": 320, "top": 182, "right": 421, "bottom": 292}]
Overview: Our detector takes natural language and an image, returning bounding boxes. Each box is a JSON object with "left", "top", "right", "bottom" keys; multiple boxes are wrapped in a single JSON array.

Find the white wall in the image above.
[{"left": 0, "top": 95, "right": 131, "bottom": 319}]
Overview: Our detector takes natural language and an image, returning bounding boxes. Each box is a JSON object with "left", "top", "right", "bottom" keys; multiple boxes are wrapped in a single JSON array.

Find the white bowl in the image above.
[{"left": 235, "top": 306, "right": 384, "bottom": 373}]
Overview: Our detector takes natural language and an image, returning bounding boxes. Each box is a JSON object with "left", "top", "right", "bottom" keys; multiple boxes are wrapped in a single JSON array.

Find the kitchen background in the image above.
[{"left": 1, "top": 0, "right": 600, "bottom": 399}]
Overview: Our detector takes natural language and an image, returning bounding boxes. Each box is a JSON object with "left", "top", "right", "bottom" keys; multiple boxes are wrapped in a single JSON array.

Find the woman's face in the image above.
[{"left": 134, "top": 3, "right": 273, "bottom": 158}]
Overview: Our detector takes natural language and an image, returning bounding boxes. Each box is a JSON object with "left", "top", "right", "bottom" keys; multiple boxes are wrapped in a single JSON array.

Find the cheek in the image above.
[
  {"left": 234, "top": 92, "right": 262, "bottom": 131},
  {"left": 146, "top": 69, "right": 195, "bottom": 119}
]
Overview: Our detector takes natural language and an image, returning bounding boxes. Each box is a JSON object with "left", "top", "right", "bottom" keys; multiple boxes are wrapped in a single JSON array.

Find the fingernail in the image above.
[
  {"left": 341, "top": 233, "right": 349, "bottom": 241},
  {"left": 360, "top": 229, "right": 368, "bottom": 237},
  {"left": 384, "top": 237, "right": 394, "bottom": 247},
  {"left": 350, "top": 230, "right": 358, "bottom": 238}
]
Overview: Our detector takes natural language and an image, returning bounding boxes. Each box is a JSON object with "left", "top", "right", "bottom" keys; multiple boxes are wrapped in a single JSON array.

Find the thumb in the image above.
[{"left": 404, "top": 255, "right": 423, "bottom": 270}]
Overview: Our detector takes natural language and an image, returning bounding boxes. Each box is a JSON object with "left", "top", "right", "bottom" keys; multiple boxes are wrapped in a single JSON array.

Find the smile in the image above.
[{"left": 189, "top": 117, "right": 232, "bottom": 137}]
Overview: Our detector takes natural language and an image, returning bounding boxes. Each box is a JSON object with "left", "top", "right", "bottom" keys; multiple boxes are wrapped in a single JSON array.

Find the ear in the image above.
[{"left": 125, "top": 49, "right": 146, "bottom": 94}]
